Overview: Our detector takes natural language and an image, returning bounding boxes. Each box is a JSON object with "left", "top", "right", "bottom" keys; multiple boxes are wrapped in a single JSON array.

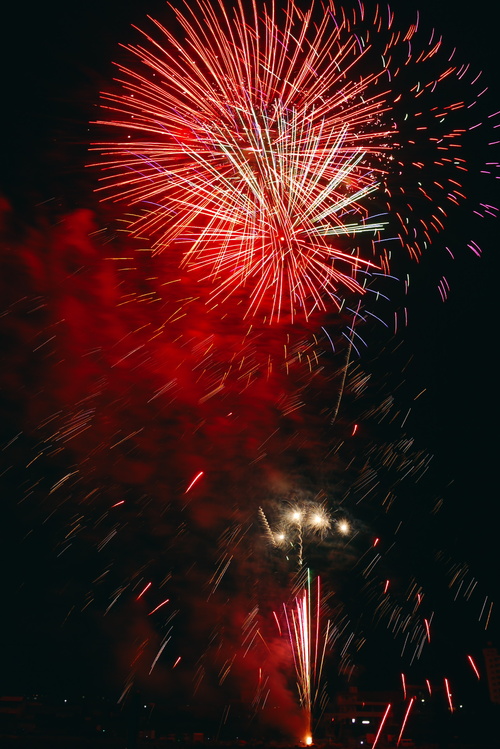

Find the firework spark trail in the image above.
[
  {"left": 444, "top": 677, "right": 454, "bottom": 712},
  {"left": 397, "top": 696, "right": 416, "bottom": 746},
  {"left": 372, "top": 703, "right": 391, "bottom": 749},
  {"left": 282, "top": 571, "right": 330, "bottom": 742},
  {"left": 467, "top": 654, "right": 481, "bottom": 679}
]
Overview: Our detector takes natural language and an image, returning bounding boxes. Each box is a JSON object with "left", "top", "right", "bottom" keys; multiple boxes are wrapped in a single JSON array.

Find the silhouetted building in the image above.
[{"left": 483, "top": 645, "right": 500, "bottom": 704}]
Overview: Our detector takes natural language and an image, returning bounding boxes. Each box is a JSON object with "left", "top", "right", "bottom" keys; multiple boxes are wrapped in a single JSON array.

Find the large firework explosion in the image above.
[
  {"left": 1, "top": 0, "right": 498, "bottom": 743},
  {"left": 93, "top": 0, "right": 492, "bottom": 323}
]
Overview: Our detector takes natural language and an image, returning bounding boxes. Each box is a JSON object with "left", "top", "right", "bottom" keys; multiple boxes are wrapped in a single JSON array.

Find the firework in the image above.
[
  {"left": 94, "top": 0, "right": 492, "bottom": 324},
  {"left": 261, "top": 500, "right": 345, "bottom": 568},
  {"left": 1, "top": 0, "right": 496, "bottom": 743},
  {"left": 283, "top": 571, "right": 330, "bottom": 743},
  {"left": 92, "top": 0, "right": 394, "bottom": 321}
]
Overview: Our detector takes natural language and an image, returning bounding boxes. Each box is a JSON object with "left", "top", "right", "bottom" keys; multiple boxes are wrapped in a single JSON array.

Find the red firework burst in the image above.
[
  {"left": 92, "top": 0, "right": 399, "bottom": 320},
  {"left": 93, "top": 0, "right": 490, "bottom": 321}
]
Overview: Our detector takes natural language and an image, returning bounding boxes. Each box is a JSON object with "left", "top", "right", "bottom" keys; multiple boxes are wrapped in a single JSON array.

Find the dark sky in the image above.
[{"left": 0, "top": 0, "right": 499, "bottom": 740}]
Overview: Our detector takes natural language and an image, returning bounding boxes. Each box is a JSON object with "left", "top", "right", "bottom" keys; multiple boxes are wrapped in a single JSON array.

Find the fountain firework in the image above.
[{"left": 283, "top": 571, "right": 330, "bottom": 743}]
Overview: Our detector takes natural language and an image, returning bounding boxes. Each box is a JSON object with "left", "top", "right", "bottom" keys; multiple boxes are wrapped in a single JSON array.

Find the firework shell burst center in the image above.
[{"left": 94, "top": 0, "right": 431, "bottom": 321}]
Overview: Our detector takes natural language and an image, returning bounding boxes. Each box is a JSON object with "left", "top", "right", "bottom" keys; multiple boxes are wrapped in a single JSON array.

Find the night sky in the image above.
[{"left": 1, "top": 0, "right": 499, "bottom": 741}]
